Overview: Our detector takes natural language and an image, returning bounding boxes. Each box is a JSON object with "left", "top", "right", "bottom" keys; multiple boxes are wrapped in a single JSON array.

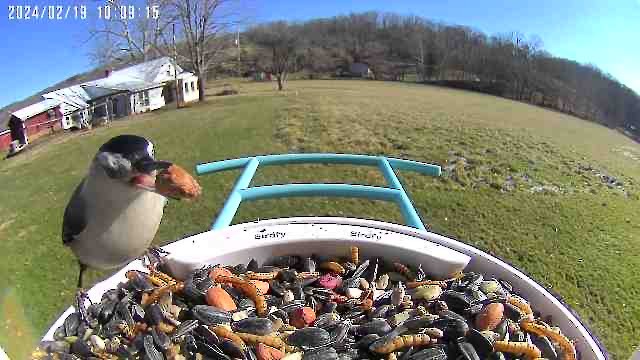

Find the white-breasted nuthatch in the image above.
[{"left": 62, "top": 134, "right": 174, "bottom": 288}]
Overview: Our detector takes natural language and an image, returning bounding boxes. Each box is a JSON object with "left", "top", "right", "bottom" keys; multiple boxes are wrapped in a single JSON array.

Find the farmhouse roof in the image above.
[
  {"left": 85, "top": 57, "right": 188, "bottom": 92},
  {"left": 110, "top": 57, "right": 182, "bottom": 83},
  {"left": 81, "top": 85, "right": 126, "bottom": 100},
  {"left": 10, "top": 99, "right": 61, "bottom": 121},
  {"left": 91, "top": 79, "right": 164, "bottom": 92}
]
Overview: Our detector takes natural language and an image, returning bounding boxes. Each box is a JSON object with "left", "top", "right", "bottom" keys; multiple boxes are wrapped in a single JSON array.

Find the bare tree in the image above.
[
  {"left": 248, "top": 21, "right": 301, "bottom": 90},
  {"left": 89, "top": 32, "right": 120, "bottom": 67},
  {"left": 89, "top": 0, "right": 241, "bottom": 101},
  {"left": 171, "top": 0, "right": 239, "bottom": 100},
  {"left": 88, "top": 0, "right": 176, "bottom": 65},
  {"left": 407, "top": 21, "right": 437, "bottom": 81},
  {"left": 303, "top": 46, "right": 336, "bottom": 79}
]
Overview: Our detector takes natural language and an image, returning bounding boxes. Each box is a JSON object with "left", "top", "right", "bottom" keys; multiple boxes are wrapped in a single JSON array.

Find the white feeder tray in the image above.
[{"left": 43, "top": 217, "right": 607, "bottom": 360}]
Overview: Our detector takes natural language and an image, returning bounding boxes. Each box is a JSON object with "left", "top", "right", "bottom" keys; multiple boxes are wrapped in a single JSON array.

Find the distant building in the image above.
[
  {"left": 43, "top": 57, "right": 199, "bottom": 130},
  {"left": 0, "top": 130, "right": 10, "bottom": 151},
  {"left": 349, "top": 63, "right": 373, "bottom": 78},
  {"left": 0, "top": 99, "right": 61, "bottom": 151},
  {"left": 85, "top": 57, "right": 199, "bottom": 114},
  {"left": 179, "top": 72, "right": 200, "bottom": 103},
  {"left": 2, "top": 57, "right": 200, "bottom": 153},
  {"left": 336, "top": 62, "right": 374, "bottom": 78},
  {"left": 43, "top": 85, "right": 92, "bottom": 130}
]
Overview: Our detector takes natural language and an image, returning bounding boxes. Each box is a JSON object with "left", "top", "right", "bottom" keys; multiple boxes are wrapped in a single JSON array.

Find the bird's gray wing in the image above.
[{"left": 62, "top": 178, "right": 87, "bottom": 246}]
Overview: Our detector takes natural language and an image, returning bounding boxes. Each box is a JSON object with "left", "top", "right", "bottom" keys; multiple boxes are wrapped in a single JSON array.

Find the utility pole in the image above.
[
  {"left": 236, "top": 29, "right": 241, "bottom": 77},
  {"left": 173, "top": 23, "right": 181, "bottom": 108}
]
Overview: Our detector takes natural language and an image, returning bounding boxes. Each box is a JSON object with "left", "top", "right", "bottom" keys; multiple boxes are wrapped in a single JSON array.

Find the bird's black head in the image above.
[{"left": 95, "top": 135, "right": 172, "bottom": 191}]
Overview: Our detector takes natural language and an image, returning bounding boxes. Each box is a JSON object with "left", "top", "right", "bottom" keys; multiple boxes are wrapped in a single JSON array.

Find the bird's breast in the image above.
[{"left": 71, "top": 182, "right": 167, "bottom": 269}]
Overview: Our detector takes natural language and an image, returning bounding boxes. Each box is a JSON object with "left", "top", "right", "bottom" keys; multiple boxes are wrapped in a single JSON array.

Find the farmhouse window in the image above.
[
  {"left": 144, "top": 91, "right": 150, "bottom": 106},
  {"left": 185, "top": 83, "right": 189, "bottom": 93},
  {"left": 191, "top": 82, "right": 195, "bottom": 91}
]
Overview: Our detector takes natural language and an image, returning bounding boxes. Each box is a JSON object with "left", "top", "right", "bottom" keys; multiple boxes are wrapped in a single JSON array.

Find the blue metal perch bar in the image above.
[{"left": 196, "top": 153, "right": 441, "bottom": 231}]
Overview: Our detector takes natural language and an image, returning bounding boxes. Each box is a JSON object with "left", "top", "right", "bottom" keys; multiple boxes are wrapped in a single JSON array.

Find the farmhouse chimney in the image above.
[{"left": 105, "top": 69, "right": 112, "bottom": 78}]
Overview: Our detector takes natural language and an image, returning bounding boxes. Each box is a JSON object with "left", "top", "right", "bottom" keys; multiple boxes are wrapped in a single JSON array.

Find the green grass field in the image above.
[{"left": 1, "top": 80, "right": 639, "bottom": 358}]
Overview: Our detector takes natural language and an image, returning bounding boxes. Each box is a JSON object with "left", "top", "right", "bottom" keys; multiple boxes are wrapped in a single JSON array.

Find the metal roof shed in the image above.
[
  {"left": 42, "top": 86, "right": 91, "bottom": 115},
  {"left": 11, "top": 99, "right": 61, "bottom": 121}
]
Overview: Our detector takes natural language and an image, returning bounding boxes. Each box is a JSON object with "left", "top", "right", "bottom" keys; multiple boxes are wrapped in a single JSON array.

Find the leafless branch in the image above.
[{"left": 170, "top": 0, "right": 242, "bottom": 100}]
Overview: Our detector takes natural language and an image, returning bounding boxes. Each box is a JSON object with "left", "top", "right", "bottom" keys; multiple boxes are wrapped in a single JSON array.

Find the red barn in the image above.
[
  {"left": 0, "top": 129, "right": 11, "bottom": 151},
  {"left": 0, "top": 99, "right": 62, "bottom": 152}
]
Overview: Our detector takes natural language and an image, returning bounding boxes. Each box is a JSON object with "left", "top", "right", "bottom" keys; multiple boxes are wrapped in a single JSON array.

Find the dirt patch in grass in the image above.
[
  {"left": 613, "top": 146, "right": 640, "bottom": 162},
  {"left": 0, "top": 218, "right": 15, "bottom": 233}
]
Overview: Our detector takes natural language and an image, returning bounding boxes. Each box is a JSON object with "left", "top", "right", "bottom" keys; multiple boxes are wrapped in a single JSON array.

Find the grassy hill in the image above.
[{"left": 0, "top": 80, "right": 638, "bottom": 358}]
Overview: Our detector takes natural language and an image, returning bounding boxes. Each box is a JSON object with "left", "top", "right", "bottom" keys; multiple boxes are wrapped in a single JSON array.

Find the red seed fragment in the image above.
[
  {"left": 256, "top": 343, "right": 284, "bottom": 360},
  {"left": 475, "top": 303, "right": 504, "bottom": 331},
  {"left": 290, "top": 307, "right": 316, "bottom": 328},
  {"left": 206, "top": 287, "right": 237, "bottom": 311},
  {"left": 317, "top": 273, "right": 342, "bottom": 290}
]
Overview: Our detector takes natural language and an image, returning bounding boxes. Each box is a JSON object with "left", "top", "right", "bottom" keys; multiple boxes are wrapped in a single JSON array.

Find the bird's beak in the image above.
[{"left": 130, "top": 159, "right": 173, "bottom": 194}]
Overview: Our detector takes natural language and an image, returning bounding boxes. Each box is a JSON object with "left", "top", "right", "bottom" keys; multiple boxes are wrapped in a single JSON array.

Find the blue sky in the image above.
[{"left": 1, "top": 0, "right": 639, "bottom": 108}]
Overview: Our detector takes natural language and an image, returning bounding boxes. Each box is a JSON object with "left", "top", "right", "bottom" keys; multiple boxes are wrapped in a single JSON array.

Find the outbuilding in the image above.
[
  {"left": 178, "top": 72, "right": 200, "bottom": 103},
  {"left": 43, "top": 85, "right": 92, "bottom": 130},
  {"left": 349, "top": 62, "right": 372, "bottom": 78},
  {"left": 3, "top": 99, "right": 62, "bottom": 150},
  {"left": 0, "top": 129, "right": 12, "bottom": 151}
]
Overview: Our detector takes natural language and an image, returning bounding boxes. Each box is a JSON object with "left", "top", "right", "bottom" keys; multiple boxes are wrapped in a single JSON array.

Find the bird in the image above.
[{"left": 62, "top": 134, "right": 175, "bottom": 289}]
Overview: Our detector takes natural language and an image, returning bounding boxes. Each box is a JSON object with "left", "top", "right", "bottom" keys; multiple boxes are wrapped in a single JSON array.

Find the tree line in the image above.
[
  {"left": 243, "top": 12, "right": 640, "bottom": 135},
  {"left": 89, "top": 6, "right": 639, "bottom": 135}
]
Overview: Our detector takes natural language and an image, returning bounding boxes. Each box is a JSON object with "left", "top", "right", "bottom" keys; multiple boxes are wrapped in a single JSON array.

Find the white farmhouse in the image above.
[
  {"left": 85, "top": 57, "right": 199, "bottom": 115},
  {"left": 37, "top": 57, "right": 198, "bottom": 131}
]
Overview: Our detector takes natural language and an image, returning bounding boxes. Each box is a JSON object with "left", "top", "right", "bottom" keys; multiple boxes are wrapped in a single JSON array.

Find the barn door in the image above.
[{"left": 9, "top": 116, "right": 27, "bottom": 144}]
